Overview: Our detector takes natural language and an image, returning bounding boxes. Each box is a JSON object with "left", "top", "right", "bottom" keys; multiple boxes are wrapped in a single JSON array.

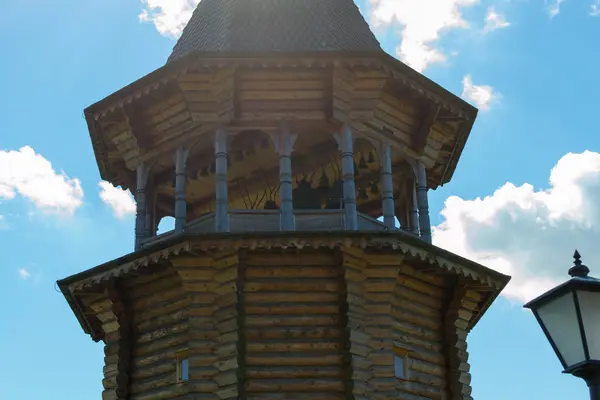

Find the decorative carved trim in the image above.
[
  {"left": 68, "top": 235, "right": 506, "bottom": 293},
  {"left": 61, "top": 234, "right": 508, "bottom": 344}
]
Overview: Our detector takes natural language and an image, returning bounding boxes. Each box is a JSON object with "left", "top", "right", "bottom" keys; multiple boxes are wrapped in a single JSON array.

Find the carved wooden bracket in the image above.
[{"left": 413, "top": 102, "right": 441, "bottom": 156}]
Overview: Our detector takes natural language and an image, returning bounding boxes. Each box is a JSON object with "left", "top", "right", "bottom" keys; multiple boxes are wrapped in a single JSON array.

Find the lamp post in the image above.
[{"left": 524, "top": 251, "right": 600, "bottom": 399}]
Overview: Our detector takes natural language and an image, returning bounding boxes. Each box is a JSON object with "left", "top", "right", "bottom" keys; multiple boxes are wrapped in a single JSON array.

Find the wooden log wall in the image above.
[
  {"left": 242, "top": 251, "right": 346, "bottom": 399},
  {"left": 350, "top": 69, "right": 388, "bottom": 122},
  {"left": 212, "top": 252, "right": 242, "bottom": 400},
  {"left": 341, "top": 250, "right": 453, "bottom": 400},
  {"left": 363, "top": 252, "right": 400, "bottom": 399},
  {"left": 125, "top": 268, "right": 189, "bottom": 400},
  {"left": 86, "top": 247, "right": 482, "bottom": 400},
  {"left": 392, "top": 263, "right": 450, "bottom": 399},
  {"left": 332, "top": 67, "right": 355, "bottom": 123},
  {"left": 339, "top": 248, "right": 373, "bottom": 399},
  {"left": 237, "top": 69, "right": 329, "bottom": 121},
  {"left": 173, "top": 252, "right": 242, "bottom": 399},
  {"left": 178, "top": 71, "right": 219, "bottom": 123}
]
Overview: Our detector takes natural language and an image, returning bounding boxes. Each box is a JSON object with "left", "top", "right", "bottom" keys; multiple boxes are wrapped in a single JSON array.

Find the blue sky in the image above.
[{"left": 1, "top": 0, "right": 600, "bottom": 398}]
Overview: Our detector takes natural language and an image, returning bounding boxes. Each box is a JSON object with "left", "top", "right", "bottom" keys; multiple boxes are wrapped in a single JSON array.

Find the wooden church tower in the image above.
[{"left": 58, "top": 1, "right": 510, "bottom": 399}]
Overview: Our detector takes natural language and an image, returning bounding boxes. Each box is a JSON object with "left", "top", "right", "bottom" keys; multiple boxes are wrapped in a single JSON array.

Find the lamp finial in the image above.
[{"left": 569, "top": 250, "right": 590, "bottom": 278}]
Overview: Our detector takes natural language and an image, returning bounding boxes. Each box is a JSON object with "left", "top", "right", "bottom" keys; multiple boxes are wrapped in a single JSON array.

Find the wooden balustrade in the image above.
[{"left": 140, "top": 210, "right": 407, "bottom": 249}]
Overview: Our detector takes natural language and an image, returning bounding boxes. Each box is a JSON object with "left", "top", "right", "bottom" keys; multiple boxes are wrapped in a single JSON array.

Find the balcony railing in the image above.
[{"left": 140, "top": 209, "right": 399, "bottom": 249}]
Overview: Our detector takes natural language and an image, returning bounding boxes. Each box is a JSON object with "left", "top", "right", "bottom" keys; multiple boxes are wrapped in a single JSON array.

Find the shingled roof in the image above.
[{"left": 167, "top": 0, "right": 382, "bottom": 63}]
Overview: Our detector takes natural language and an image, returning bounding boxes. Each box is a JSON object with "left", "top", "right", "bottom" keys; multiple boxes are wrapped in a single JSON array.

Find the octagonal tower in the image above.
[{"left": 59, "top": 1, "right": 510, "bottom": 399}]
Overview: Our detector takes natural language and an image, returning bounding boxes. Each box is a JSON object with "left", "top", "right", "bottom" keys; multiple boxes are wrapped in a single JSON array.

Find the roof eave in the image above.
[
  {"left": 377, "top": 52, "right": 479, "bottom": 187},
  {"left": 57, "top": 281, "right": 103, "bottom": 342},
  {"left": 379, "top": 52, "right": 478, "bottom": 117},
  {"left": 83, "top": 110, "right": 112, "bottom": 183},
  {"left": 84, "top": 50, "right": 384, "bottom": 117},
  {"left": 439, "top": 110, "right": 478, "bottom": 186},
  {"left": 58, "top": 231, "right": 510, "bottom": 339},
  {"left": 86, "top": 51, "right": 477, "bottom": 189},
  {"left": 86, "top": 50, "right": 479, "bottom": 120}
]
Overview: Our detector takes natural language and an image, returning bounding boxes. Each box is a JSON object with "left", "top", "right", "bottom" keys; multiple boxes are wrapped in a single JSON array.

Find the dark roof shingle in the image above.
[{"left": 167, "top": 0, "right": 382, "bottom": 63}]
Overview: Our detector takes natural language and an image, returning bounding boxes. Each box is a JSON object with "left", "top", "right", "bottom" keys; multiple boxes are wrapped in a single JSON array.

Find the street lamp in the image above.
[{"left": 524, "top": 251, "right": 600, "bottom": 399}]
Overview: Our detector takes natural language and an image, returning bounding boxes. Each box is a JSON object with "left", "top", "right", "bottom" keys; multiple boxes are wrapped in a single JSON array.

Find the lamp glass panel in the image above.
[
  {"left": 576, "top": 290, "right": 600, "bottom": 360},
  {"left": 536, "top": 291, "right": 585, "bottom": 368}
]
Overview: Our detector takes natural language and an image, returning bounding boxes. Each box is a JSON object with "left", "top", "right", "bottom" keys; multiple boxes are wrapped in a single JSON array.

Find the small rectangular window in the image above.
[
  {"left": 176, "top": 352, "right": 189, "bottom": 382},
  {"left": 394, "top": 354, "right": 406, "bottom": 379},
  {"left": 180, "top": 358, "right": 189, "bottom": 382},
  {"left": 394, "top": 344, "right": 411, "bottom": 380}
]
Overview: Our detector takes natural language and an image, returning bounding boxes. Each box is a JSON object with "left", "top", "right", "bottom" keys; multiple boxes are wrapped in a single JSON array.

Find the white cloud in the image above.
[
  {"left": 139, "top": 0, "right": 201, "bottom": 38},
  {"left": 99, "top": 181, "right": 136, "bottom": 219},
  {"left": 591, "top": 1, "right": 600, "bottom": 16},
  {"left": 0, "top": 147, "right": 84, "bottom": 215},
  {"left": 484, "top": 7, "right": 511, "bottom": 32},
  {"left": 18, "top": 268, "right": 31, "bottom": 280},
  {"left": 461, "top": 75, "right": 500, "bottom": 111},
  {"left": 369, "top": 0, "right": 478, "bottom": 72},
  {"left": 433, "top": 151, "right": 600, "bottom": 303},
  {"left": 546, "top": 0, "right": 565, "bottom": 18}
]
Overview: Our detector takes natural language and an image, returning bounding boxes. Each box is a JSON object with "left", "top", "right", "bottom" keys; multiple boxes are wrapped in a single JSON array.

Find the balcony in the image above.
[{"left": 140, "top": 209, "right": 393, "bottom": 249}]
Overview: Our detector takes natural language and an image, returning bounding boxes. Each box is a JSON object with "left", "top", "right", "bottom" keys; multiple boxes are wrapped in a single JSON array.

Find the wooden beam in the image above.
[
  {"left": 437, "top": 114, "right": 466, "bottom": 123},
  {"left": 233, "top": 67, "right": 242, "bottom": 119},
  {"left": 324, "top": 66, "right": 334, "bottom": 120},
  {"left": 413, "top": 102, "right": 441, "bottom": 156}
]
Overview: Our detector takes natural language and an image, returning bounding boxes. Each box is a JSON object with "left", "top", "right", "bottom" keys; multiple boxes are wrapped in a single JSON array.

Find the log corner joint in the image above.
[
  {"left": 105, "top": 281, "right": 133, "bottom": 400},
  {"left": 444, "top": 278, "right": 476, "bottom": 400}
]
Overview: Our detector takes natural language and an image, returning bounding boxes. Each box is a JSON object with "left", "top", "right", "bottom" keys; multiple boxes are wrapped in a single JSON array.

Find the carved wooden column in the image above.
[
  {"left": 416, "top": 160, "right": 432, "bottom": 243},
  {"left": 379, "top": 142, "right": 396, "bottom": 230},
  {"left": 175, "top": 146, "right": 190, "bottom": 233},
  {"left": 336, "top": 125, "right": 358, "bottom": 230},
  {"left": 134, "top": 163, "right": 149, "bottom": 250},
  {"left": 215, "top": 128, "right": 230, "bottom": 232},
  {"left": 145, "top": 181, "right": 156, "bottom": 238},
  {"left": 410, "top": 180, "right": 419, "bottom": 236},
  {"left": 276, "top": 124, "right": 296, "bottom": 231}
]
